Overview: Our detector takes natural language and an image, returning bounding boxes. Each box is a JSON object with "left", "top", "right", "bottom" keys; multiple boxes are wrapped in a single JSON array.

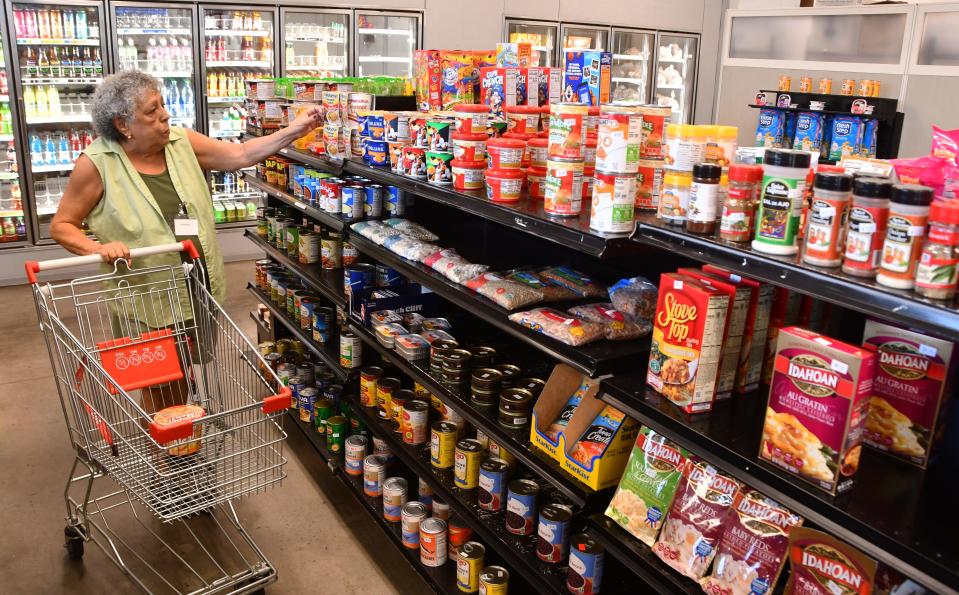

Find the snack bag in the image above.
[
  {"left": 608, "top": 276, "right": 659, "bottom": 323},
  {"left": 891, "top": 155, "right": 945, "bottom": 194},
  {"left": 507, "top": 308, "right": 605, "bottom": 346},
  {"left": 931, "top": 125, "right": 959, "bottom": 164},
  {"left": 465, "top": 272, "right": 544, "bottom": 310},
  {"left": 828, "top": 116, "right": 864, "bottom": 162},
  {"left": 539, "top": 266, "right": 607, "bottom": 298},
  {"left": 605, "top": 427, "right": 690, "bottom": 546},
  {"left": 792, "top": 112, "right": 825, "bottom": 153},
  {"left": 783, "top": 111, "right": 797, "bottom": 149},
  {"left": 755, "top": 109, "right": 785, "bottom": 148},
  {"left": 567, "top": 303, "right": 651, "bottom": 341},
  {"left": 506, "top": 269, "right": 578, "bottom": 301}
]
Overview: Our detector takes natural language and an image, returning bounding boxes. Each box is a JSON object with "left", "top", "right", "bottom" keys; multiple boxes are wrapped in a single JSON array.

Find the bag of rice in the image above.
[
  {"left": 466, "top": 272, "right": 544, "bottom": 310},
  {"left": 423, "top": 248, "right": 489, "bottom": 283},
  {"left": 605, "top": 427, "right": 690, "bottom": 546},
  {"left": 384, "top": 218, "right": 439, "bottom": 241},
  {"left": 567, "top": 303, "right": 651, "bottom": 340}
]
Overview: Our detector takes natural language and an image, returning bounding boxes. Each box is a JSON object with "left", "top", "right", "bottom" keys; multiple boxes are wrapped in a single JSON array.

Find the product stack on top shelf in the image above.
[{"left": 241, "top": 47, "right": 959, "bottom": 595}]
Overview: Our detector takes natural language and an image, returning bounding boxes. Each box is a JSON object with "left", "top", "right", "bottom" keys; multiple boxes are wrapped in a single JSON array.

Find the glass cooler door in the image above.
[
  {"left": 505, "top": 19, "right": 556, "bottom": 67},
  {"left": 281, "top": 8, "right": 349, "bottom": 78},
  {"left": 611, "top": 27, "right": 654, "bottom": 104},
  {"left": 354, "top": 11, "right": 419, "bottom": 78},
  {"left": 653, "top": 32, "right": 698, "bottom": 124}
]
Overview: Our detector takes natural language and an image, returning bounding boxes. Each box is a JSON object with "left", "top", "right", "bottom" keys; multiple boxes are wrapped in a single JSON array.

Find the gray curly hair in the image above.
[{"left": 90, "top": 70, "right": 162, "bottom": 142}]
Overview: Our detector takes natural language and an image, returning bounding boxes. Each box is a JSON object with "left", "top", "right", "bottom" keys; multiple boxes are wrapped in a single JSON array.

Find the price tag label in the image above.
[
  {"left": 831, "top": 359, "right": 849, "bottom": 374},
  {"left": 294, "top": 201, "right": 307, "bottom": 210}
]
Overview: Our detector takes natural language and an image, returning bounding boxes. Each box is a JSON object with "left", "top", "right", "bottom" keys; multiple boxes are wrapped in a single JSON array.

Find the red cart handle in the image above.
[
  {"left": 26, "top": 240, "right": 201, "bottom": 284},
  {"left": 263, "top": 387, "right": 292, "bottom": 414}
]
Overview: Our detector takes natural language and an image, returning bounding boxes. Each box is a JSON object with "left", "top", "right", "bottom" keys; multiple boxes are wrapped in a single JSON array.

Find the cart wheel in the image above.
[{"left": 64, "top": 526, "right": 84, "bottom": 560}]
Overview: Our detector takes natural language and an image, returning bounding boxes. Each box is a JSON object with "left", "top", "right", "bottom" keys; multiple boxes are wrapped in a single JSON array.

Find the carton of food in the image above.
[
  {"left": 528, "top": 67, "right": 561, "bottom": 106},
  {"left": 762, "top": 287, "right": 803, "bottom": 385},
  {"left": 496, "top": 42, "right": 532, "bottom": 68},
  {"left": 414, "top": 50, "right": 442, "bottom": 111},
  {"left": 760, "top": 327, "right": 875, "bottom": 495},
  {"left": 479, "top": 66, "right": 522, "bottom": 117},
  {"left": 562, "top": 50, "right": 611, "bottom": 106},
  {"left": 861, "top": 320, "right": 955, "bottom": 468},
  {"left": 647, "top": 273, "right": 730, "bottom": 413},
  {"left": 786, "top": 527, "right": 877, "bottom": 595}
]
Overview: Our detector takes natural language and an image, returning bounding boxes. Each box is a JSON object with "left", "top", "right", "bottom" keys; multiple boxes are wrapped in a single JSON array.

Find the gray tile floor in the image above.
[{"left": 0, "top": 261, "right": 425, "bottom": 594}]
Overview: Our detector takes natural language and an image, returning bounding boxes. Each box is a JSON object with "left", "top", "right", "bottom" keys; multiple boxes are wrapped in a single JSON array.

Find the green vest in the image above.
[{"left": 84, "top": 126, "right": 226, "bottom": 328}]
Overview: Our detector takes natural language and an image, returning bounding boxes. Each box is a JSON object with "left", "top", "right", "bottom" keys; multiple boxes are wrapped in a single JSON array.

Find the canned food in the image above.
[
  {"left": 375, "top": 377, "right": 400, "bottom": 420},
  {"left": 536, "top": 503, "right": 572, "bottom": 563},
  {"left": 505, "top": 478, "right": 539, "bottom": 536},
  {"left": 340, "top": 332, "right": 362, "bottom": 369},
  {"left": 638, "top": 104, "right": 670, "bottom": 159},
  {"left": 456, "top": 542, "right": 486, "bottom": 594},
  {"left": 313, "top": 397, "right": 334, "bottom": 435},
  {"left": 326, "top": 415, "right": 347, "bottom": 453},
  {"left": 382, "top": 477, "right": 408, "bottom": 522},
  {"left": 567, "top": 534, "right": 605, "bottom": 595},
  {"left": 342, "top": 240, "right": 359, "bottom": 266},
  {"left": 401, "top": 501, "right": 429, "bottom": 549},
  {"left": 545, "top": 159, "right": 585, "bottom": 217},
  {"left": 590, "top": 170, "right": 637, "bottom": 233},
  {"left": 298, "top": 297, "right": 320, "bottom": 331},
  {"left": 420, "top": 517, "right": 448, "bottom": 567},
  {"left": 479, "top": 566, "right": 509, "bottom": 595},
  {"left": 344, "top": 434, "right": 368, "bottom": 476},
  {"left": 362, "top": 454, "right": 387, "bottom": 497},
  {"left": 298, "top": 386, "right": 318, "bottom": 422},
  {"left": 289, "top": 376, "right": 306, "bottom": 408},
  {"left": 313, "top": 306, "right": 334, "bottom": 344},
  {"left": 431, "top": 421, "right": 458, "bottom": 469},
  {"left": 372, "top": 436, "right": 393, "bottom": 464},
  {"left": 385, "top": 186, "right": 406, "bottom": 217},
  {"left": 528, "top": 167, "right": 548, "bottom": 199},
  {"left": 549, "top": 103, "right": 588, "bottom": 160},
  {"left": 596, "top": 107, "right": 642, "bottom": 173},
  {"left": 636, "top": 159, "right": 664, "bottom": 210},
  {"left": 448, "top": 517, "right": 474, "bottom": 555},
  {"left": 454, "top": 439, "right": 484, "bottom": 489},
  {"left": 432, "top": 495, "right": 450, "bottom": 520},
  {"left": 477, "top": 457, "right": 509, "bottom": 512},
  {"left": 841, "top": 79, "right": 856, "bottom": 96},
  {"left": 486, "top": 439, "right": 516, "bottom": 469},
  {"left": 818, "top": 77, "right": 833, "bottom": 94},
  {"left": 402, "top": 400, "right": 430, "bottom": 445},
  {"left": 364, "top": 184, "right": 384, "bottom": 219},
  {"left": 257, "top": 340, "right": 275, "bottom": 356},
  {"left": 341, "top": 185, "right": 365, "bottom": 221},
  {"left": 390, "top": 388, "right": 413, "bottom": 428},
  {"left": 419, "top": 477, "right": 433, "bottom": 510}
]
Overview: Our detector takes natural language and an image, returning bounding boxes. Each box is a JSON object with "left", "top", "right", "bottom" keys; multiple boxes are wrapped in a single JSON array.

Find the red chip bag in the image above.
[
  {"left": 931, "top": 125, "right": 959, "bottom": 164},
  {"left": 891, "top": 155, "right": 945, "bottom": 194}
]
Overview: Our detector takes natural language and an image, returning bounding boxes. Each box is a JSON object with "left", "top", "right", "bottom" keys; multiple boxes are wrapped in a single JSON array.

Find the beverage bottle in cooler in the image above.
[
  {"left": 57, "top": 133, "right": 70, "bottom": 164},
  {"left": 24, "top": 47, "right": 38, "bottom": 77},
  {"left": 127, "top": 38, "right": 139, "bottom": 70},
  {"left": 26, "top": 8, "right": 39, "bottom": 39},
  {"left": 92, "top": 47, "right": 102, "bottom": 75},
  {"left": 82, "top": 48, "right": 93, "bottom": 77},
  {"left": 147, "top": 37, "right": 157, "bottom": 68},
  {"left": 168, "top": 37, "right": 179, "bottom": 71},
  {"left": 206, "top": 73, "right": 216, "bottom": 97},
  {"left": 38, "top": 8, "right": 50, "bottom": 40},
  {"left": 63, "top": 9, "right": 75, "bottom": 40},
  {"left": 48, "top": 47, "right": 60, "bottom": 77},
  {"left": 38, "top": 48, "right": 49, "bottom": 77},
  {"left": 204, "top": 39, "right": 214, "bottom": 62},
  {"left": 169, "top": 80, "right": 181, "bottom": 117},
  {"left": 87, "top": 11, "right": 99, "bottom": 39},
  {"left": 1, "top": 217, "right": 15, "bottom": 242},
  {"left": 246, "top": 200, "right": 257, "bottom": 220},
  {"left": 285, "top": 41, "right": 295, "bottom": 67},
  {"left": 161, "top": 80, "right": 171, "bottom": 113},
  {"left": 181, "top": 81, "right": 194, "bottom": 120},
  {"left": 262, "top": 37, "right": 272, "bottom": 63},
  {"left": 69, "top": 130, "right": 81, "bottom": 161},
  {"left": 179, "top": 38, "right": 191, "bottom": 70},
  {"left": 75, "top": 8, "right": 87, "bottom": 40},
  {"left": 0, "top": 71, "right": 8, "bottom": 96},
  {"left": 23, "top": 86, "right": 35, "bottom": 117},
  {"left": 13, "top": 8, "right": 25, "bottom": 38},
  {"left": 50, "top": 9, "right": 62, "bottom": 38},
  {"left": 30, "top": 134, "right": 42, "bottom": 166},
  {"left": 47, "top": 86, "right": 60, "bottom": 115},
  {"left": 44, "top": 134, "right": 57, "bottom": 166},
  {"left": 7, "top": 143, "right": 18, "bottom": 173},
  {"left": 35, "top": 86, "right": 48, "bottom": 116},
  {"left": 218, "top": 38, "right": 227, "bottom": 61},
  {"left": 217, "top": 72, "right": 227, "bottom": 97},
  {"left": 158, "top": 37, "right": 169, "bottom": 71},
  {"left": 15, "top": 217, "right": 26, "bottom": 241},
  {"left": 12, "top": 182, "right": 22, "bottom": 210},
  {"left": 83, "top": 129, "right": 94, "bottom": 147}
]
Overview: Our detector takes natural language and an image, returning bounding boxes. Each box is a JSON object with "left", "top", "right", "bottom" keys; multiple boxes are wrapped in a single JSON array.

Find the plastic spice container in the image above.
[
  {"left": 721, "top": 165, "right": 758, "bottom": 242},
  {"left": 802, "top": 172, "right": 853, "bottom": 267},
  {"left": 687, "top": 163, "right": 722, "bottom": 235},
  {"left": 659, "top": 171, "right": 692, "bottom": 225},
  {"left": 916, "top": 200, "right": 959, "bottom": 300},
  {"left": 752, "top": 149, "right": 811, "bottom": 256},
  {"left": 486, "top": 168, "right": 525, "bottom": 202},
  {"left": 665, "top": 124, "right": 705, "bottom": 172},
  {"left": 452, "top": 159, "right": 487, "bottom": 191},
  {"left": 842, "top": 177, "right": 892, "bottom": 278},
  {"left": 877, "top": 184, "right": 934, "bottom": 290}
]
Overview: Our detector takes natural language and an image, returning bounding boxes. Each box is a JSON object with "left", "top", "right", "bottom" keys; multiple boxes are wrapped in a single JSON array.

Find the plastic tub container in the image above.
[
  {"left": 527, "top": 167, "right": 548, "bottom": 199},
  {"left": 451, "top": 131, "right": 487, "bottom": 161},
  {"left": 487, "top": 138, "right": 525, "bottom": 170},
  {"left": 453, "top": 104, "right": 490, "bottom": 134},
  {"left": 486, "top": 168, "right": 525, "bottom": 203},
  {"left": 505, "top": 105, "right": 541, "bottom": 134},
  {"left": 452, "top": 159, "right": 487, "bottom": 191}
]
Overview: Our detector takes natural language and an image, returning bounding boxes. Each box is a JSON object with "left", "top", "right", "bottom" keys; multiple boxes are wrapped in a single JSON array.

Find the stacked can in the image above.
[
  {"left": 545, "top": 103, "right": 588, "bottom": 217},
  {"left": 590, "top": 105, "right": 643, "bottom": 233},
  {"left": 636, "top": 104, "right": 671, "bottom": 211}
]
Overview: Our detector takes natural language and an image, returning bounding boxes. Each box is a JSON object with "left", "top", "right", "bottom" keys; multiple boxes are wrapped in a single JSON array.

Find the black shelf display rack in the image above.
[{"left": 249, "top": 136, "right": 959, "bottom": 595}]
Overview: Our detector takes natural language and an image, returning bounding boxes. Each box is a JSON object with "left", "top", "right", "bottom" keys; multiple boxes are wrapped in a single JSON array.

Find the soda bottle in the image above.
[
  {"left": 57, "top": 133, "right": 70, "bottom": 164},
  {"left": 217, "top": 38, "right": 226, "bottom": 61},
  {"left": 168, "top": 37, "right": 179, "bottom": 72},
  {"left": 92, "top": 47, "right": 102, "bottom": 75},
  {"left": 158, "top": 36, "right": 169, "bottom": 71},
  {"left": 47, "top": 86, "right": 60, "bottom": 116},
  {"left": 7, "top": 143, "right": 18, "bottom": 173},
  {"left": 75, "top": 8, "right": 87, "bottom": 40},
  {"left": 35, "top": 86, "right": 48, "bottom": 116},
  {"left": 38, "top": 48, "right": 49, "bottom": 77},
  {"left": 69, "top": 130, "right": 81, "bottom": 161},
  {"left": 63, "top": 9, "right": 75, "bottom": 40},
  {"left": 88, "top": 10, "right": 99, "bottom": 39},
  {"left": 44, "top": 134, "right": 56, "bottom": 165},
  {"left": 83, "top": 129, "right": 94, "bottom": 147},
  {"left": 50, "top": 9, "right": 62, "bottom": 39}
]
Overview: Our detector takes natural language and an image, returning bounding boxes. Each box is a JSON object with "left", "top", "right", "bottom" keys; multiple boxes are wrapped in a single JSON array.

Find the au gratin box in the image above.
[
  {"left": 530, "top": 364, "right": 639, "bottom": 490},
  {"left": 562, "top": 50, "right": 611, "bottom": 106}
]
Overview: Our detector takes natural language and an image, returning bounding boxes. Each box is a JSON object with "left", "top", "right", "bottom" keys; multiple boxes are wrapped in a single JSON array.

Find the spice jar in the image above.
[
  {"left": 876, "top": 184, "right": 934, "bottom": 290},
  {"left": 842, "top": 177, "right": 892, "bottom": 278},
  {"left": 659, "top": 172, "right": 692, "bottom": 225},
  {"left": 687, "top": 163, "right": 722, "bottom": 235},
  {"left": 802, "top": 172, "right": 852, "bottom": 268},
  {"left": 752, "top": 149, "right": 811, "bottom": 256},
  {"left": 721, "top": 164, "right": 759, "bottom": 242},
  {"left": 915, "top": 200, "right": 959, "bottom": 300}
]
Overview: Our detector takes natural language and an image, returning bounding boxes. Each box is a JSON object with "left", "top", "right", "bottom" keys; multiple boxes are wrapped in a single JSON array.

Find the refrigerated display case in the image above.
[
  {"left": 611, "top": 28, "right": 654, "bottom": 103},
  {"left": 653, "top": 32, "right": 698, "bottom": 124},
  {"left": 560, "top": 23, "right": 608, "bottom": 68},
  {"left": 0, "top": 12, "right": 28, "bottom": 246},
  {"left": 9, "top": 0, "right": 105, "bottom": 241},
  {"left": 354, "top": 11, "right": 419, "bottom": 78},
  {"left": 504, "top": 19, "right": 556, "bottom": 67},
  {"left": 111, "top": 2, "right": 198, "bottom": 130},
  {"left": 281, "top": 7, "right": 348, "bottom": 78}
]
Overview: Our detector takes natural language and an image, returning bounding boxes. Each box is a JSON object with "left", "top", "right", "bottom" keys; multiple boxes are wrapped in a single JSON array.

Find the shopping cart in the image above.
[{"left": 26, "top": 241, "right": 291, "bottom": 594}]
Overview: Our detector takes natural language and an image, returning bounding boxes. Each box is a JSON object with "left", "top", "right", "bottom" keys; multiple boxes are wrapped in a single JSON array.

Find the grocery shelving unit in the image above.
[{"left": 245, "top": 230, "right": 346, "bottom": 307}]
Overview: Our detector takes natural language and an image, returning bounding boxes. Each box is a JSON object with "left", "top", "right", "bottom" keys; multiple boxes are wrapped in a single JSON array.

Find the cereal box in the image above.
[
  {"left": 414, "top": 50, "right": 442, "bottom": 111},
  {"left": 496, "top": 42, "right": 532, "bottom": 67},
  {"left": 471, "top": 50, "right": 496, "bottom": 100},
  {"left": 480, "top": 66, "right": 522, "bottom": 117},
  {"left": 605, "top": 427, "right": 690, "bottom": 547},
  {"left": 786, "top": 527, "right": 877, "bottom": 595},
  {"left": 440, "top": 50, "right": 477, "bottom": 109},
  {"left": 760, "top": 327, "right": 876, "bottom": 495},
  {"left": 562, "top": 50, "right": 611, "bottom": 106},
  {"left": 652, "top": 461, "right": 742, "bottom": 580},
  {"left": 792, "top": 112, "right": 825, "bottom": 153},
  {"left": 529, "top": 67, "right": 561, "bottom": 106},
  {"left": 678, "top": 268, "right": 754, "bottom": 400},
  {"left": 755, "top": 109, "right": 786, "bottom": 148},
  {"left": 700, "top": 490, "right": 803, "bottom": 595},
  {"left": 701, "top": 266, "right": 777, "bottom": 394},
  {"left": 861, "top": 320, "right": 955, "bottom": 468},
  {"left": 647, "top": 273, "right": 730, "bottom": 413},
  {"left": 828, "top": 116, "right": 864, "bottom": 162}
]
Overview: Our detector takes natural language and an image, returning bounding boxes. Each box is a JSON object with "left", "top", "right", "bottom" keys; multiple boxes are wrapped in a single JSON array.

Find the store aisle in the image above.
[{"left": 0, "top": 261, "right": 424, "bottom": 594}]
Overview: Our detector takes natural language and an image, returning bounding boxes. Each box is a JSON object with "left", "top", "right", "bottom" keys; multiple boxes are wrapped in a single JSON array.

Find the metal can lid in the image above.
[
  {"left": 383, "top": 477, "right": 408, "bottom": 492},
  {"left": 458, "top": 541, "right": 486, "bottom": 560},
  {"left": 345, "top": 434, "right": 368, "bottom": 447},
  {"left": 432, "top": 420, "right": 459, "bottom": 434},
  {"left": 420, "top": 517, "right": 447, "bottom": 534},
  {"left": 570, "top": 533, "right": 605, "bottom": 555},
  {"left": 456, "top": 438, "right": 484, "bottom": 453},
  {"left": 539, "top": 503, "right": 573, "bottom": 523},
  {"left": 508, "top": 478, "right": 540, "bottom": 496},
  {"left": 299, "top": 387, "right": 319, "bottom": 397},
  {"left": 402, "top": 501, "right": 429, "bottom": 518},
  {"left": 480, "top": 457, "right": 510, "bottom": 473},
  {"left": 479, "top": 566, "right": 509, "bottom": 584},
  {"left": 404, "top": 399, "right": 429, "bottom": 413},
  {"left": 363, "top": 454, "right": 386, "bottom": 469}
]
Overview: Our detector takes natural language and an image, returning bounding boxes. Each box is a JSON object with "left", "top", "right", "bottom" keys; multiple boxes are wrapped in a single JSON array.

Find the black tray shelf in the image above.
[
  {"left": 247, "top": 284, "right": 349, "bottom": 382},
  {"left": 631, "top": 212, "right": 959, "bottom": 339},
  {"left": 599, "top": 374, "right": 959, "bottom": 595},
  {"left": 245, "top": 229, "right": 347, "bottom": 309},
  {"left": 347, "top": 319, "right": 603, "bottom": 509},
  {"left": 242, "top": 171, "right": 347, "bottom": 232}
]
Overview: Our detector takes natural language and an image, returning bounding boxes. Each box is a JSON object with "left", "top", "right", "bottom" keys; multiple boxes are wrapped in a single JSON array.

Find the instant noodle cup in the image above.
[
  {"left": 486, "top": 168, "right": 525, "bottom": 203},
  {"left": 388, "top": 140, "right": 410, "bottom": 173},
  {"left": 545, "top": 158, "right": 585, "bottom": 216},
  {"left": 427, "top": 119, "right": 453, "bottom": 151},
  {"left": 453, "top": 104, "right": 489, "bottom": 134},
  {"left": 403, "top": 145, "right": 427, "bottom": 179},
  {"left": 384, "top": 112, "right": 410, "bottom": 141},
  {"left": 153, "top": 404, "right": 206, "bottom": 456},
  {"left": 426, "top": 151, "right": 454, "bottom": 185},
  {"left": 452, "top": 159, "right": 487, "bottom": 191},
  {"left": 528, "top": 137, "right": 548, "bottom": 168},
  {"left": 364, "top": 139, "right": 389, "bottom": 167},
  {"left": 487, "top": 138, "right": 525, "bottom": 170},
  {"left": 504, "top": 131, "right": 535, "bottom": 168},
  {"left": 452, "top": 131, "right": 487, "bottom": 161},
  {"left": 505, "top": 105, "right": 541, "bottom": 134},
  {"left": 527, "top": 166, "right": 547, "bottom": 199}
]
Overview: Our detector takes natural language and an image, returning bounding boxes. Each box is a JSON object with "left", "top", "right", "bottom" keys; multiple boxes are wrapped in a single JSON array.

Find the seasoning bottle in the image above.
[
  {"left": 802, "top": 172, "right": 852, "bottom": 267},
  {"left": 842, "top": 177, "right": 892, "bottom": 277},
  {"left": 752, "top": 149, "right": 811, "bottom": 256},
  {"left": 915, "top": 200, "right": 959, "bottom": 300},
  {"left": 876, "top": 184, "right": 934, "bottom": 290},
  {"left": 659, "top": 172, "right": 692, "bottom": 226},
  {"left": 721, "top": 164, "right": 757, "bottom": 242},
  {"left": 687, "top": 163, "right": 722, "bottom": 235}
]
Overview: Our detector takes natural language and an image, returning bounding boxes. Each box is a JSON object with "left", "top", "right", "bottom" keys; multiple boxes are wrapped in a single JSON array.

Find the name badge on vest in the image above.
[{"left": 174, "top": 203, "right": 199, "bottom": 236}]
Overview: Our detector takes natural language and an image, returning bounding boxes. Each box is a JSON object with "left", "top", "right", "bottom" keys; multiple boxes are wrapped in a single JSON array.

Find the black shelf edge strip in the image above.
[
  {"left": 276, "top": 146, "right": 346, "bottom": 177},
  {"left": 347, "top": 395, "right": 571, "bottom": 595},
  {"left": 215, "top": 220, "right": 257, "bottom": 230},
  {"left": 347, "top": 320, "right": 598, "bottom": 508},
  {"left": 249, "top": 310, "right": 272, "bottom": 337},
  {"left": 347, "top": 233, "right": 650, "bottom": 377},
  {"left": 599, "top": 376, "right": 959, "bottom": 595},
  {"left": 245, "top": 229, "right": 347, "bottom": 308},
  {"left": 247, "top": 283, "right": 349, "bottom": 382},
  {"left": 284, "top": 411, "right": 457, "bottom": 595},
  {"left": 632, "top": 213, "right": 959, "bottom": 338},
  {"left": 242, "top": 170, "right": 346, "bottom": 232}
]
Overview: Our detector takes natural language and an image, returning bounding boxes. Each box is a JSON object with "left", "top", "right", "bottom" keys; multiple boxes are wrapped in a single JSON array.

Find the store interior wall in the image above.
[{"left": 900, "top": 76, "right": 959, "bottom": 156}]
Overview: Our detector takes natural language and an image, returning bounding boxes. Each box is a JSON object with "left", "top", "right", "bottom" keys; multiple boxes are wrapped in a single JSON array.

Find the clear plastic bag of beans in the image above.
[
  {"left": 350, "top": 221, "right": 379, "bottom": 239},
  {"left": 508, "top": 308, "right": 605, "bottom": 346},
  {"left": 539, "top": 266, "right": 608, "bottom": 298},
  {"left": 369, "top": 225, "right": 404, "bottom": 245},
  {"left": 466, "top": 272, "right": 544, "bottom": 310},
  {"left": 423, "top": 248, "right": 489, "bottom": 284},
  {"left": 385, "top": 236, "right": 436, "bottom": 262},
  {"left": 608, "top": 276, "right": 658, "bottom": 324},
  {"left": 384, "top": 218, "right": 439, "bottom": 241},
  {"left": 567, "top": 303, "right": 651, "bottom": 341},
  {"left": 506, "top": 269, "right": 578, "bottom": 302}
]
